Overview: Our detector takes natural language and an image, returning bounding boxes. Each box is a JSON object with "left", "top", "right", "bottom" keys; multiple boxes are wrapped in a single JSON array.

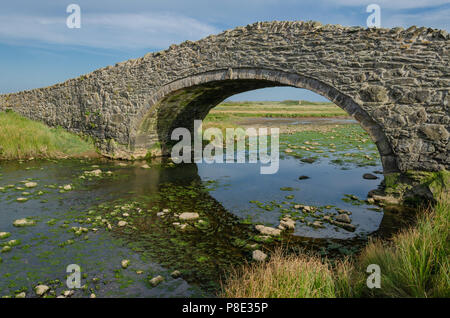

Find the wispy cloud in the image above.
[
  {"left": 0, "top": 12, "right": 219, "bottom": 49},
  {"left": 323, "top": 0, "right": 450, "bottom": 10},
  {"left": 382, "top": 8, "right": 450, "bottom": 30}
]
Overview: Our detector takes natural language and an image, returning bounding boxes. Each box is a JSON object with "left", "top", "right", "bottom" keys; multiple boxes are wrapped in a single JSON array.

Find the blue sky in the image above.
[{"left": 0, "top": 0, "right": 448, "bottom": 101}]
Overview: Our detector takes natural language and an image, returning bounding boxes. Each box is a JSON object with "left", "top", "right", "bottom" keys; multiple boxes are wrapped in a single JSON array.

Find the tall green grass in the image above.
[
  {"left": 221, "top": 192, "right": 449, "bottom": 298},
  {"left": 0, "top": 111, "right": 95, "bottom": 160},
  {"left": 356, "top": 193, "right": 449, "bottom": 297}
]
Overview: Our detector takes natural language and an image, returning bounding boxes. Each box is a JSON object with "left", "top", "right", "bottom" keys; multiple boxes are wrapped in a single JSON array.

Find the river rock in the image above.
[
  {"left": 16, "top": 197, "right": 28, "bottom": 202},
  {"left": 63, "top": 184, "right": 72, "bottom": 191},
  {"left": 279, "top": 216, "right": 295, "bottom": 230},
  {"left": 179, "top": 212, "right": 199, "bottom": 221},
  {"left": 371, "top": 195, "right": 401, "bottom": 205},
  {"left": 363, "top": 173, "right": 378, "bottom": 180},
  {"left": 312, "top": 221, "right": 324, "bottom": 228},
  {"left": 84, "top": 169, "right": 102, "bottom": 177},
  {"left": 298, "top": 175, "right": 310, "bottom": 180},
  {"left": 13, "top": 218, "right": 35, "bottom": 227},
  {"left": 149, "top": 275, "right": 164, "bottom": 287},
  {"left": 15, "top": 292, "right": 26, "bottom": 298},
  {"left": 335, "top": 214, "right": 351, "bottom": 224},
  {"left": 121, "top": 259, "right": 130, "bottom": 269},
  {"left": 1, "top": 246, "right": 12, "bottom": 253},
  {"left": 171, "top": 270, "right": 182, "bottom": 278},
  {"left": 255, "top": 225, "right": 281, "bottom": 236},
  {"left": 0, "top": 232, "right": 11, "bottom": 239},
  {"left": 35, "top": 285, "right": 50, "bottom": 296},
  {"left": 63, "top": 290, "right": 74, "bottom": 297},
  {"left": 117, "top": 220, "right": 127, "bottom": 227},
  {"left": 252, "top": 250, "right": 268, "bottom": 262},
  {"left": 24, "top": 182, "right": 37, "bottom": 188}
]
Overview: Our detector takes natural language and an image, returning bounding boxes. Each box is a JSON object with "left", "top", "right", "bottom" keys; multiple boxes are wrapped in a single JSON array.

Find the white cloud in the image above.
[
  {"left": 383, "top": 8, "right": 450, "bottom": 30},
  {"left": 0, "top": 12, "right": 219, "bottom": 49},
  {"left": 323, "top": 0, "right": 450, "bottom": 10}
]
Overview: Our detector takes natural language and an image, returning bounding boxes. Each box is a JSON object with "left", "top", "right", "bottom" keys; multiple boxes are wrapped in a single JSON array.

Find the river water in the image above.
[{"left": 0, "top": 124, "right": 415, "bottom": 297}]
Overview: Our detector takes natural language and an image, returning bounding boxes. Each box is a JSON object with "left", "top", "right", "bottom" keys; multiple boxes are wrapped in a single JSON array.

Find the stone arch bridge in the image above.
[{"left": 1, "top": 21, "right": 449, "bottom": 176}]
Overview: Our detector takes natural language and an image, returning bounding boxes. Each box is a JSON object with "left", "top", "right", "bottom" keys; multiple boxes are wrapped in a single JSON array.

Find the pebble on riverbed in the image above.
[
  {"left": 0, "top": 232, "right": 11, "bottom": 240},
  {"left": 171, "top": 270, "right": 182, "bottom": 278},
  {"left": 121, "top": 259, "right": 130, "bottom": 269},
  {"left": 13, "top": 218, "right": 35, "bottom": 227},
  {"left": 117, "top": 221, "right": 127, "bottom": 227},
  {"left": 149, "top": 275, "right": 164, "bottom": 287}
]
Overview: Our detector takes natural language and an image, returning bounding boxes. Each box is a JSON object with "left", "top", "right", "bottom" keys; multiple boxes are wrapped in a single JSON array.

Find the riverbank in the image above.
[
  {"left": 221, "top": 191, "right": 449, "bottom": 298},
  {"left": 0, "top": 111, "right": 97, "bottom": 160}
]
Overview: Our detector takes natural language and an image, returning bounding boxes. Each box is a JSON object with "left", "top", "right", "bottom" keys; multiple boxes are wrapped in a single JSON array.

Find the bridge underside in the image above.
[{"left": 122, "top": 69, "right": 399, "bottom": 174}]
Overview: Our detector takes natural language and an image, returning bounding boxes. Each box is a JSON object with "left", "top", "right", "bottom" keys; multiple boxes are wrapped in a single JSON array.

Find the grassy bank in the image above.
[
  {"left": 221, "top": 192, "right": 449, "bottom": 298},
  {"left": 0, "top": 111, "right": 96, "bottom": 160}
]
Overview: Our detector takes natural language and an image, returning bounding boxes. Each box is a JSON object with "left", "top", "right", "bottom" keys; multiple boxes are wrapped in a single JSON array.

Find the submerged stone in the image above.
[{"left": 363, "top": 173, "right": 378, "bottom": 180}]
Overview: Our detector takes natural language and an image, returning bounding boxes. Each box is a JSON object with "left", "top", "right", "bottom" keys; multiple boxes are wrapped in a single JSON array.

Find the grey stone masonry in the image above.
[{"left": 0, "top": 21, "right": 449, "bottom": 174}]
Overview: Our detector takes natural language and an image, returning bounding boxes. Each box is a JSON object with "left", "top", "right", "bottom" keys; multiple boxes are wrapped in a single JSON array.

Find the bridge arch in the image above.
[
  {"left": 1, "top": 21, "right": 448, "bottom": 175},
  {"left": 132, "top": 68, "right": 399, "bottom": 173}
]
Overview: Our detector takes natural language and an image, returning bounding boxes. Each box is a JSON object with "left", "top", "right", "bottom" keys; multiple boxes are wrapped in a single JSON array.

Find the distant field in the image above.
[
  {"left": 203, "top": 100, "right": 351, "bottom": 132},
  {"left": 207, "top": 100, "right": 349, "bottom": 119}
]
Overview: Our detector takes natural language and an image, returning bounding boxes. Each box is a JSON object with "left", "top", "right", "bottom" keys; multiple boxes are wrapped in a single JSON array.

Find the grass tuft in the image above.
[{"left": 0, "top": 111, "right": 95, "bottom": 160}]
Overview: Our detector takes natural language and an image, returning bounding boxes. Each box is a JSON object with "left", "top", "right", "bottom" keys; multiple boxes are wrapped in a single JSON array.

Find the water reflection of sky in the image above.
[{"left": 198, "top": 155, "right": 384, "bottom": 239}]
